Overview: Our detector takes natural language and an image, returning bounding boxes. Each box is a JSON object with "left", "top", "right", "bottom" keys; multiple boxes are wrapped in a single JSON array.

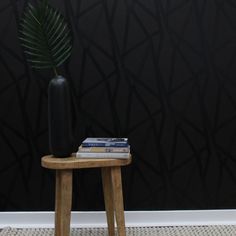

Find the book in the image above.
[
  {"left": 78, "top": 145, "right": 130, "bottom": 153},
  {"left": 76, "top": 152, "right": 130, "bottom": 159},
  {"left": 81, "top": 137, "right": 128, "bottom": 147}
]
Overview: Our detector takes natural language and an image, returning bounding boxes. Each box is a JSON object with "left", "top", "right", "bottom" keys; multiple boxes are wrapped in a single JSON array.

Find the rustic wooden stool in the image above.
[{"left": 41, "top": 155, "right": 132, "bottom": 236}]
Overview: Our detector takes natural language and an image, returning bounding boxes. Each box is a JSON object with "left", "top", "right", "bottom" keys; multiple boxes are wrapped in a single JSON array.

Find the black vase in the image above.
[{"left": 48, "top": 75, "right": 75, "bottom": 157}]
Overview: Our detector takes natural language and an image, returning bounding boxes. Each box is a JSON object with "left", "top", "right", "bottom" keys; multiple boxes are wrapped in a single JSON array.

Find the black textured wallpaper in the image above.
[{"left": 1, "top": 0, "right": 236, "bottom": 211}]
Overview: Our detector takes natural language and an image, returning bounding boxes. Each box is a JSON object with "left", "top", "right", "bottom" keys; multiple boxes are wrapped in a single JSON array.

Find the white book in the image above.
[
  {"left": 76, "top": 152, "right": 130, "bottom": 159},
  {"left": 78, "top": 145, "right": 130, "bottom": 153}
]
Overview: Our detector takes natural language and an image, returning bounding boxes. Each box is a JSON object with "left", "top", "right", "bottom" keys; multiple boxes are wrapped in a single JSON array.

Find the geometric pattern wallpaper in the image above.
[{"left": 1, "top": 0, "right": 236, "bottom": 210}]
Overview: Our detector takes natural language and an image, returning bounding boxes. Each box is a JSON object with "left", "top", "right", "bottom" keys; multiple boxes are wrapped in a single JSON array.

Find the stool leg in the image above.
[
  {"left": 55, "top": 170, "right": 72, "bottom": 236},
  {"left": 102, "top": 167, "right": 115, "bottom": 236},
  {"left": 111, "top": 167, "right": 126, "bottom": 236}
]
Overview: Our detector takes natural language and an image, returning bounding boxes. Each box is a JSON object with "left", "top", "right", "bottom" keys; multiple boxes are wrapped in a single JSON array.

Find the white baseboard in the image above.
[{"left": 1, "top": 210, "right": 236, "bottom": 228}]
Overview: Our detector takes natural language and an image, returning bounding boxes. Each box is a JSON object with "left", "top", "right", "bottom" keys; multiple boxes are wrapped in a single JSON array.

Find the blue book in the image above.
[{"left": 81, "top": 138, "right": 129, "bottom": 147}]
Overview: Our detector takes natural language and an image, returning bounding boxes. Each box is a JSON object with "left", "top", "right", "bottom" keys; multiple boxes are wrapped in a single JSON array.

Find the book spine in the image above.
[
  {"left": 76, "top": 152, "right": 130, "bottom": 158},
  {"left": 82, "top": 142, "right": 128, "bottom": 147},
  {"left": 79, "top": 146, "right": 130, "bottom": 153}
]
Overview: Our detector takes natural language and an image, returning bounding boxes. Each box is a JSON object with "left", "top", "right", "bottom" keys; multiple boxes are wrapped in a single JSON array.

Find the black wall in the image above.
[{"left": 1, "top": 0, "right": 236, "bottom": 211}]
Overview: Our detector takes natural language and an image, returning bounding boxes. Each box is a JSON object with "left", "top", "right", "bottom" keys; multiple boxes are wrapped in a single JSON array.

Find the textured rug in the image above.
[{"left": 1, "top": 226, "right": 236, "bottom": 236}]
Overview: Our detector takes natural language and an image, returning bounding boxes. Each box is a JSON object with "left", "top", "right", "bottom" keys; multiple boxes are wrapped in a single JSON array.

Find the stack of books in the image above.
[{"left": 76, "top": 138, "right": 130, "bottom": 159}]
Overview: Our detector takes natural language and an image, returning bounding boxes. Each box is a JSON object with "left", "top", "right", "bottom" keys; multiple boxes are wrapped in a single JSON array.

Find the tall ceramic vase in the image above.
[{"left": 48, "top": 75, "right": 75, "bottom": 157}]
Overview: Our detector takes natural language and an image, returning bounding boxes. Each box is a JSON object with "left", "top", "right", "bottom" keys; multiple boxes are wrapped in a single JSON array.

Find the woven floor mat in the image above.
[{"left": 1, "top": 226, "right": 236, "bottom": 236}]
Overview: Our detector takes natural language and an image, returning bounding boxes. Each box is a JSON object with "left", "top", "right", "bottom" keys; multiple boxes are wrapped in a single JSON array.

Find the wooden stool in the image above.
[{"left": 41, "top": 155, "right": 132, "bottom": 236}]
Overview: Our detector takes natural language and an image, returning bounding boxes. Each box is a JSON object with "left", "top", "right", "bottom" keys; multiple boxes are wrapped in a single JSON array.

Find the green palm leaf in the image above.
[{"left": 19, "top": 0, "right": 72, "bottom": 73}]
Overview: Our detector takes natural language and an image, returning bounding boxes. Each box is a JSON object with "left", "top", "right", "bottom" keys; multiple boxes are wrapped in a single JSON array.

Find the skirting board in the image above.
[{"left": 1, "top": 210, "right": 236, "bottom": 228}]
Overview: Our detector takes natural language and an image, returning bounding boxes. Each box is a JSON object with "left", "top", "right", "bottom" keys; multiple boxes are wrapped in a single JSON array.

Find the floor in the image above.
[{"left": 1, "top": 225, "right": 236, "bottom": 235}]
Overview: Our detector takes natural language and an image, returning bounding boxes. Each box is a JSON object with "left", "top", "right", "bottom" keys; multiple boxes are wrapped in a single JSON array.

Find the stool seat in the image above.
[
  {"left": 42, "top": 154, "right": 132, "bottom": 169},
  {"left": 41, "top": 154, "right": 131, "bottom": 236}
]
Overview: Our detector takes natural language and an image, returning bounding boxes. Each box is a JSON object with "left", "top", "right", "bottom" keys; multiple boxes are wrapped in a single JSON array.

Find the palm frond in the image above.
[{"left": 19, "top": 0, "right": 72, "bottom": 72}]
